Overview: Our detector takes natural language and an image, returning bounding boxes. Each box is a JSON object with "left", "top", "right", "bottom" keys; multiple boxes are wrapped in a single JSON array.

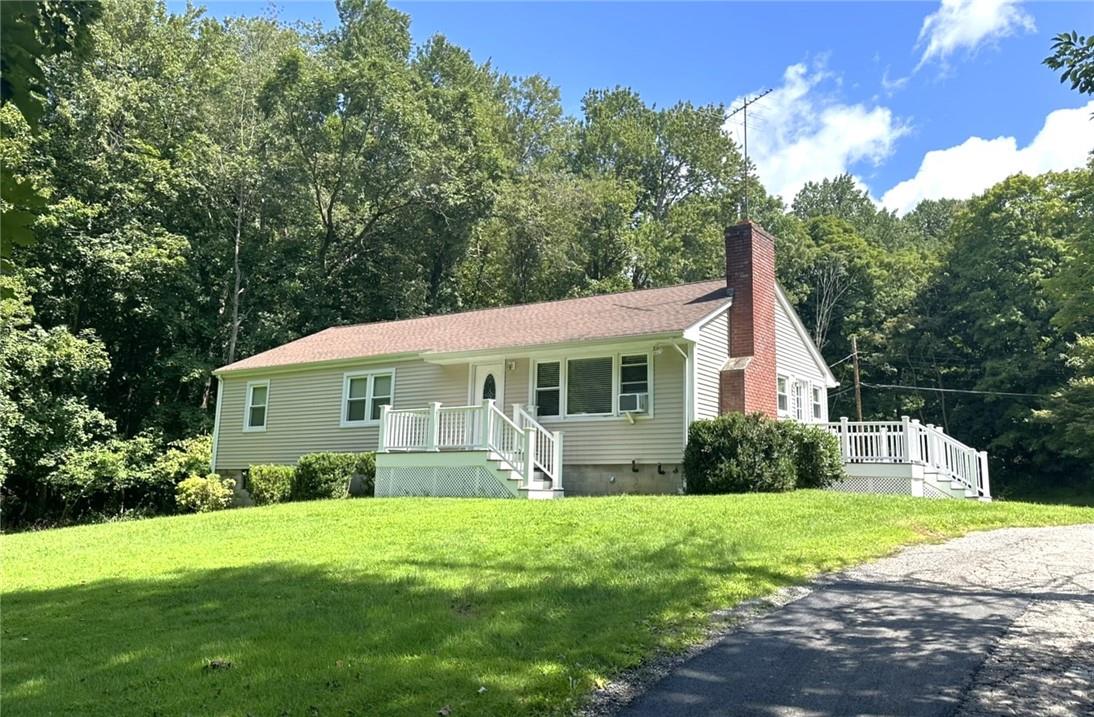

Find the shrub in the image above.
[
  {"left": 684, "top": 413, "right": 797, "bottom": 494},
  {"left": 248, "top": 464, "right": 295, "bottom": 505},
  {"left": 293, "top": 452, "right": 375, "bottom": 500},
  {"left": 176, "top": 473, "right": 235, "bottom": 513},
  {"left": 152, "top": 434, "right": 212, "bottom": 484},
  {"left": 49, "top": 433, "right": 171, "bottom": 521},
  {"left": 781, "top": 422, "right": 846, "bottom": 488}
]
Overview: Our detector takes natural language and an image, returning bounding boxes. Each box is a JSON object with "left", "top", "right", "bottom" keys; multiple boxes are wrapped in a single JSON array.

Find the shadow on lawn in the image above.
[{"left": 1, "top": 543, "right": 805, "bottom": 716}]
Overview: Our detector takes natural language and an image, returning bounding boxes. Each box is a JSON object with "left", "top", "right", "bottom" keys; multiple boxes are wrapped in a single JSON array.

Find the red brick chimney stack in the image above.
[{"left": 719, "top": 221, "right": 778, "bottom": 418}]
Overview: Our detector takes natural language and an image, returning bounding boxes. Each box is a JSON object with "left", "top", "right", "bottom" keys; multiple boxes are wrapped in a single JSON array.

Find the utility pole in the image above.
[
  {"left": 726, "top": 88, "right": 772, "bottom": 219},
  {"left": 851, "top": 336, "right": 863, "bottom": 421}
]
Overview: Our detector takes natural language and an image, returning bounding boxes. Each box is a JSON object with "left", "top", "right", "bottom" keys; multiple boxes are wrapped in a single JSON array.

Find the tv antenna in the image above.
[{"left": 727, "top": 88, "right": 772, "bottom": 219}]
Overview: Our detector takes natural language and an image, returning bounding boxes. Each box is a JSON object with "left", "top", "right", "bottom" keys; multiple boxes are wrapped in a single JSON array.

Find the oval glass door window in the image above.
[{"left": 482, "top": 374, "right": 497, "bottom": 400}]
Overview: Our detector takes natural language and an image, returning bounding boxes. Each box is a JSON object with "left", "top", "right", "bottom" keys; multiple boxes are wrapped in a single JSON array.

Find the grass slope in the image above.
[{"left": 3, "top": 492, "right": 1092, "bottom": 716}]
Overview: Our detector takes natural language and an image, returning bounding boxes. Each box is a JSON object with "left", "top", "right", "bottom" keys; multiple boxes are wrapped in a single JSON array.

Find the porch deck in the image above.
[
  {"left": 373, "top": 402, "right": 990, "bottom": 500},
  {"left": 374, "top": 400, "right": 564, "bottom": 499},
  {"left": 824, "top": 418, "right": 991, "bottom": 500}
]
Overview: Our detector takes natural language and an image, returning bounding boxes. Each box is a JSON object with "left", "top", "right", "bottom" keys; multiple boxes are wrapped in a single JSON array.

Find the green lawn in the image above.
[{"left": 3, "top": 493, "right": 1092, "bottom": 716}]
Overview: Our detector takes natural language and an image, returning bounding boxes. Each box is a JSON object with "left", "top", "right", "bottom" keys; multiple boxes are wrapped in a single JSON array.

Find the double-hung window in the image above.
[
  {"left": 534, "top": 353, "right": 653, "bottom": 418},
  {"left": 341, "top": 371, "right": 394, "bottom": 426},
  {"left": 618, "top": 354, "right": 649, "bottom": 413},
  {"left": 793, "top": 380, "right": 806, "bottom": 421},
  {"left": 534, "top": 361, "right": 561, "bottom": 417},
  {"left": 811, "top": 385, "right": 823, "bottom": 421},
  {"left": 244, "top": 380, "right": 269, "bottom": 431},
  {"left": 776, "top": 375, "right": 790, "bottom": 416}
]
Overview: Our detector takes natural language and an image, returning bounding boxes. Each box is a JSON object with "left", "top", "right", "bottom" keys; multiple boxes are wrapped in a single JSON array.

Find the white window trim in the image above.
[
  {"left": 340, "top": 369, "right": 396, "bottom": 428},
  {"left": 243, "top": 379, "right": 270, "bottom": 432},
  {"left": 532, "top": 359, "right": 562, "bottom": 418},
  {"left": 531, "top": 350, "right": 655, "bottom": 422},
  {"left": 793, "top": 379, "right": 806, "bottom": 421},
  {"left": 776, "top": 374, "right": 790, "bottom": 418},
  {"left": 811, "top": 383, "right": 824, "bottom": 421}
]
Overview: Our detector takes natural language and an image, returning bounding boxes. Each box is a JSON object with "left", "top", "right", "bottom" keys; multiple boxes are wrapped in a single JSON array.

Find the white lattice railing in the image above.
[
  {"left": 825, "top": 417, "right": 990, "bottom": 499},
  {"left": 378, "top": 400, "right": 562, "bottom": 490}
]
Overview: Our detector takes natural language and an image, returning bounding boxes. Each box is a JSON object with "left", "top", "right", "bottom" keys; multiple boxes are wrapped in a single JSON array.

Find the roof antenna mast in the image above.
[{"left": 727, "top": 88, "right": 772, "bottom": 220}]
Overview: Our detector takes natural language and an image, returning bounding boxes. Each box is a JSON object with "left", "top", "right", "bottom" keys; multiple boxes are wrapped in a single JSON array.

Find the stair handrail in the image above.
[
  {"left": 484, "top": 400, "right": 527, "bottom": 478},
  {"left": 515, "top": 406, "right": 560, "bottom": 483}
]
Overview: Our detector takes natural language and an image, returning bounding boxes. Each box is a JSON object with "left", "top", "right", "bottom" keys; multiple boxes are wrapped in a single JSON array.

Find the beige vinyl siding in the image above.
[
  {"left": 694, "top": 311, "right": 728, "bottom": 419},
  {"left": 214, "top": 359, "right": 468, "bottom": 470},
  {"left": 775, "top": 297, "right": 829, "bottom": 421},
  {"left": 538, "top": 348, "right": 686, "bottom": 465},
  {"left": 504, "top": 358, "right": 530, "bottom": 411}
]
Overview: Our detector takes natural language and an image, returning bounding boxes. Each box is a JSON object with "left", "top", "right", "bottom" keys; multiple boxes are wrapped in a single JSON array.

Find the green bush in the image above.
[
  {"left": 49, "top": 433, "right": 171, "bottom": 521},
  {"left": 152, "top": 434, "right": 212, "bottom": 484},
  {"left": 176, "top": 473, "right": 235, "bottom": 513},
  {"left": 781, "top": 422, "right": 846, "bottom": 488},
  {"left": 684, "top": 413, "right": 797, "bottom": 494},
  {"left": 293, "top": 452, "right": 375, "bottom": 500},
  {"left": 248, "top": 464, "right": 295, "bottom": 505}
]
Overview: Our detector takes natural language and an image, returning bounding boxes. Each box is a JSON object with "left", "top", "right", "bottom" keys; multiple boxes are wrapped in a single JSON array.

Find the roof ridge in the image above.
[{"left": 326, "top": 276, "right": 727, "bottom": 332}]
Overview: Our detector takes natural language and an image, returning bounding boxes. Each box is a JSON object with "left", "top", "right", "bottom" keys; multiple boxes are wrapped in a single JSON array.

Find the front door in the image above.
[{"left": 472, "top": 362, "right": 505, "bottom": 405}]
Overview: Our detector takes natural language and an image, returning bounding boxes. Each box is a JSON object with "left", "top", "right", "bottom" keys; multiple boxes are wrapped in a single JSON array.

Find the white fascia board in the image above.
[
  {"left": 681, "top": 299, "right": 733, "bottom": 342},
  {"left": 213, "top": 351, "right": 421, "bottom": 378},
  {"left": 421, "top": 332, "right": 685, "bottom": 365}
]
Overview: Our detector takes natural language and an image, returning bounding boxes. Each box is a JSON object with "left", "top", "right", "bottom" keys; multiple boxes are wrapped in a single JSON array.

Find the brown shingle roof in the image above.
[{"left": 216, "top": 279, "right": 730, "bottom": 373}]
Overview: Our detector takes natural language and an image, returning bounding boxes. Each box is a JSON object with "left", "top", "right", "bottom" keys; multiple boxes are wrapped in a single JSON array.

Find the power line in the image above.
[
  {"left": 827, "top": 352, "right": 855, "bottom": 369},
  {"left": 861, "top": 382, "right": 1051, "bottom": 399}
]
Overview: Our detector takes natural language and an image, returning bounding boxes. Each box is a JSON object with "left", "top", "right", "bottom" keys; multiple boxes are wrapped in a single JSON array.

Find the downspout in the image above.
[
  {"left": 210, "top": 375, "right": 224, "bottom": 474},
  {"left": 671, "top": 342, "right": 691, "bottom": 450}
]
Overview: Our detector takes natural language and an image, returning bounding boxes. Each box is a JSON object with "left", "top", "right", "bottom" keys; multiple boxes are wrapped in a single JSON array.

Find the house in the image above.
[{"left": 211, "top": 221, "right": 990, "bottom": 500}]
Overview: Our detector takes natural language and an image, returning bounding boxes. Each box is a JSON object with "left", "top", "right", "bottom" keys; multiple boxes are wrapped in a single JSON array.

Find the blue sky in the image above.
[{"left": 172, "top": 1, "right": 1094, "bottom": 213}]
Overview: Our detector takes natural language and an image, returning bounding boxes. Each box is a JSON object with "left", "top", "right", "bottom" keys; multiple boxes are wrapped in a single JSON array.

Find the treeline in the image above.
[{"left": 2, "top": 0, "right": 1091, "bottom": 527}]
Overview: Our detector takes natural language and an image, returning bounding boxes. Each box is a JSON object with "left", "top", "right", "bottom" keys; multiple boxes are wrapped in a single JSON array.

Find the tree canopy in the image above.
[{"left": 3, "top": 1, "right": 1091, "bottom": 527}]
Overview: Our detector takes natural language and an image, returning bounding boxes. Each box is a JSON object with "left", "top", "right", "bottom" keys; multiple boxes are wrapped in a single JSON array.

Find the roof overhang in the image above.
[
  {"left": 212, "top": 351, "right": 422, "bottom": 378},
  {"left": 420, "top": 331, "right": 689, "bottom": 365}
]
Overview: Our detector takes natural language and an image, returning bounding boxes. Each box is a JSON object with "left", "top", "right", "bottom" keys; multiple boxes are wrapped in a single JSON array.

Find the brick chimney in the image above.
[{"left": 719, "top": 221, "right": 778, "bottom": 418}]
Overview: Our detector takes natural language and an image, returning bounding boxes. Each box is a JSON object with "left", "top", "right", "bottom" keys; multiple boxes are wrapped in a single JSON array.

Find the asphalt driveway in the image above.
[{"left": 613, "top": 524, "right": 1094, "bottom": 717}]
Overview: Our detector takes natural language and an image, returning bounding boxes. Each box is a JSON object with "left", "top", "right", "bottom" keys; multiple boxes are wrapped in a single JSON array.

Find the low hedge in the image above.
[
  {"left": 683, "top": 413, "right": 846, "bottom": 494},
  {"left": 293, "top": 452, "right": 376, "bottom": 500},
  {"left": 248, "top": 464, "right": 295, "bottom": 505},
  {"left": 176, "top": 474, "right": 235, "bottom": 513},
  {"left": 783, "top": 422, "right": 845, "bottom": 489},
  {"left": 684, "top": 413, "right": 797, "bottom": 493}
]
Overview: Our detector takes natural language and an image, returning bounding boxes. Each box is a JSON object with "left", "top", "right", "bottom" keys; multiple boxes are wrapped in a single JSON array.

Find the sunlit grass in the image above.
[{"left": 3, "top": 492, "right": 1091, "bottom": 716}]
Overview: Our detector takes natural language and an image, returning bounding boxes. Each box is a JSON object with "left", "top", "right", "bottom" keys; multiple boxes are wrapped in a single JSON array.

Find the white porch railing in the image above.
[
  {"left": 826, "top": 416, "right": 990, "bottom": 499},
  {"left": 378, "top": 399, "right": 562, "bottom": 490}
]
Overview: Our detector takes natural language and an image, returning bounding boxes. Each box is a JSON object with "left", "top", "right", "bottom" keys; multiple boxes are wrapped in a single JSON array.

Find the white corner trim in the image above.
[
  {"left": 210, "top": 376, "right": 224, "bottom": 471},
  {"left": 775, "top": 284, "right": 839, "bottom": 388},
  {"left": 243, "top": 379, "right": 270, "bottom": 432}
]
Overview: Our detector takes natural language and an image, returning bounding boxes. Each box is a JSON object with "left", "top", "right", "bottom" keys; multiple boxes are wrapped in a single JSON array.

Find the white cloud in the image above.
[
  {"left": 880, "top": 101, "right": 1094, "bottom": 215},
  {"left": 726, "top": 62, "right": 907, "bottom": 204},
  {"left": 916, "top": 0, "right": 1035, "bottom": 69}
]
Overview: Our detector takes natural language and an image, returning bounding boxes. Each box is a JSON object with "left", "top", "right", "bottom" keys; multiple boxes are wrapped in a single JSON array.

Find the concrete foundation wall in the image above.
[{"left": 563, "top": 463, "right": 684, "bottom": 496}]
